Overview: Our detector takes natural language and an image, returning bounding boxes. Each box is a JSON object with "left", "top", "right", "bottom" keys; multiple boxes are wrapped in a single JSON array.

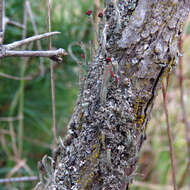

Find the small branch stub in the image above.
[{"left": 0, "top": 48, "right": 67, "bottom": 59}]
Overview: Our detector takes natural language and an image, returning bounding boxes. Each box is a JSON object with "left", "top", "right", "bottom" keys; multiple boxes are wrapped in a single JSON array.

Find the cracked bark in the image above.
[{"left": 36, "top": 0, "right": 190, "bottom": 190}]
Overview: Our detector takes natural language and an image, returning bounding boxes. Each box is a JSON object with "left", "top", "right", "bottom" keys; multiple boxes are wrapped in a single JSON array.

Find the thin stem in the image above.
[
  {"left": 9, "top": 121, "right": 19, "bottom": 159},
  {"left": 3, "top": 31, "right": 60, "bottom": 50},
  {"left": 0, "top": 133, "right": 11, "bottom": 158},
  {"left": 18, "top": 55, "right": 25, "bottom": 158},
  {"left": 162, "top": 81, "right": 177, "bottom": 190},
  {"left": 178, "top": 38, "right": 190, "bottom": 186},
  {"left": 178, "top": 161, "right": 190, "bottom": 188},
  {"left": 48, "top": 0, "right": 52, "bottom": 49},
  {"left": 178, "top": 39, "right": 190, "bottom": 157},
  {"left": 0, "top": 48, "right": 67, "bottom": 58},
  {"left": 0, "top": 72, "right": 33, "bottom": 80},
  {"left": 6, "top": 17, "right": 25, "bottom": 29},
  {"left": 26, "top": 0, "right": 45, "bottom": 75},
  {"left": 94, "top": 0, "right": 100, "bottom": 51},
  {"left": 48, "top": 0, "right": 57, "bottom": 148},
  {"left": 17, "top": 6, "right": 28, "bottom": 159}
]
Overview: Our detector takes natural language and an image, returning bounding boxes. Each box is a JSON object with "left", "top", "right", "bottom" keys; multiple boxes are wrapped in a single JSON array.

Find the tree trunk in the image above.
[{"left": 36, "top": 0, "right": 190, "bottom": 189}]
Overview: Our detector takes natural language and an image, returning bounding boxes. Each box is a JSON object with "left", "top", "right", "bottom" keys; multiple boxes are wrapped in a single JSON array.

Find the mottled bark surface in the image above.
[{"left": 36, "top": 0, "right": 190, "bottom": 190}]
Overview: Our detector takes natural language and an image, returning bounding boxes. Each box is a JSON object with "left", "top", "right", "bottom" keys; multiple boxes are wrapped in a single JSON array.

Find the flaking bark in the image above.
[{"left": 36, "top": 0, "right": 190, "bottom": 189}]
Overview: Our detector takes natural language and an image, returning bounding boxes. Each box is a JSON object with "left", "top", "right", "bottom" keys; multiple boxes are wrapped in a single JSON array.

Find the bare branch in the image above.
[
  {"left": 0, "top": 48, "right": 67, "bottom": 59},
  {"left": 0, "top": 176, "right": 38, "bottom": 184},
  {"left": 0, "top": 115, "right": 23, "bottom": 122},
  {"left": 5, "top": 17, "right": 25, "bottom": 29},
  {"left": 3, "top": 31, "right": 60, "bottom": 50}
]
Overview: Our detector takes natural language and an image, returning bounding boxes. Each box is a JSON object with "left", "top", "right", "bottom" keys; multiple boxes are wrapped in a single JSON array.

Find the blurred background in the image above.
[{"left": 0, "top": 0, "right": 190, "bottom": 189}]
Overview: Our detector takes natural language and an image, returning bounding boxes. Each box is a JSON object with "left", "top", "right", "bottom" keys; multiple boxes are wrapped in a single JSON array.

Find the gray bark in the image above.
[{"left": 36, "top": 0, "right": 190, "bottom": 189}]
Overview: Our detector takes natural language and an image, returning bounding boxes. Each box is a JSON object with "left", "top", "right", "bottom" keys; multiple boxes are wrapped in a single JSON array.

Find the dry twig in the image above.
[
  {"left": 3, "top": 31, "right": 60, "bottom": 50},
  {"left": 0, "top": 48, "right": 67, "bottom": 58},
  {"left": 162, "top": 80, "right": 177, "bottom": 190},
  {"left": 0, "top": 176, "right": 38, "bottom": 184}
]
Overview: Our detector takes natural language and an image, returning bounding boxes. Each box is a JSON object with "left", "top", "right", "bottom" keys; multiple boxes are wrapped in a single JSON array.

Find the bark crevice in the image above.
[{"left": 35, "top": 1, "right": 190, "bottom": 190}]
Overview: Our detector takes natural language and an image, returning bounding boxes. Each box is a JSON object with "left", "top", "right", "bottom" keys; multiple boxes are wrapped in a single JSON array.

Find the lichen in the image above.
[{"left": 35, "top": 1, "right": 190, "bottom": 190}]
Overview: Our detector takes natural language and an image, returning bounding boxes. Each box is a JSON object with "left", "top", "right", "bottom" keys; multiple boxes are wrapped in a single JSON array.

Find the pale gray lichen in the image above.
[{"left": 35, "top": 1, "right": 190, "bottom": 190}]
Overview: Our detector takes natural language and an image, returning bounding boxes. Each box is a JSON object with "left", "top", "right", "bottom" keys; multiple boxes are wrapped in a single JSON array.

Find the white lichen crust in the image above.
[{"left": 36, "top": 0, "right": 190, "bottom": 190}]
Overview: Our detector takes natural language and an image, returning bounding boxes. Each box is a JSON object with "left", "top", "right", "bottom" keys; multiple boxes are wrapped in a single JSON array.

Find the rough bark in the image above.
[{"left": 36, "top": 0, "right": 190, "bottom": 189}]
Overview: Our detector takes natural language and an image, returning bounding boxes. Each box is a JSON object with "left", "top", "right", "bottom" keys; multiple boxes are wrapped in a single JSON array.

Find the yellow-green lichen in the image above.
[{"left": 77, "top": 139, "right": 101, "bottom": 190}]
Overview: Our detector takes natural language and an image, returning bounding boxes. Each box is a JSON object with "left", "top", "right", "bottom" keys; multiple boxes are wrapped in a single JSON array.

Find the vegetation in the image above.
[{"left": 0, "top": 0, "right": 190, "bottom": 189}]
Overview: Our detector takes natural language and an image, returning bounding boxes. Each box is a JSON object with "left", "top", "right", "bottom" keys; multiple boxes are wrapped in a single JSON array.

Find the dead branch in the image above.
[
  {"left": 3, "top": 31, "right": 60, "bottom": 50},
  {"left": 0, "top": 176, "right": 38, "bottom": 184},
  {"left": 0, "top": 48, "right": 67, "bottom": 59}
]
